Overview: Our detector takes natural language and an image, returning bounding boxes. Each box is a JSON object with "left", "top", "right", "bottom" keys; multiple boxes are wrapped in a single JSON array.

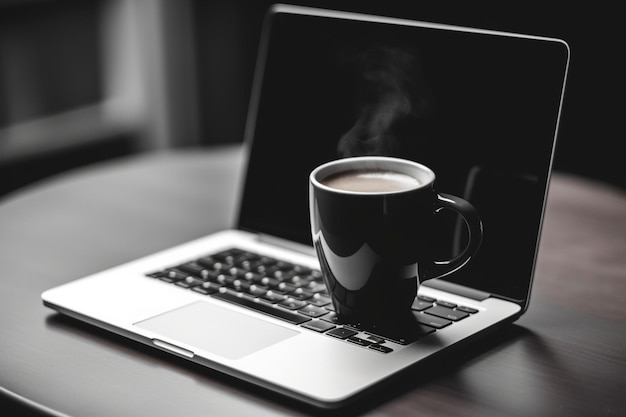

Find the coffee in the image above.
[{"left": 321, "top": 169, "right": 421, "bottom": 193}]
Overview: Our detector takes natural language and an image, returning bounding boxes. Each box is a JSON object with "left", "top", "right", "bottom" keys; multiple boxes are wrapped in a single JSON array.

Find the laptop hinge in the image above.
[
  {"left": 256, "top": 234, "right": 316, "bottom": 257},
  {"left": 422, "top": 279, "right": 490, "bottom": 301}
]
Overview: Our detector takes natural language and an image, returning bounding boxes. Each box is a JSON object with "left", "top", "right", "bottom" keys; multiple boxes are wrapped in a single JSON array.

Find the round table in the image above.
[{"left": 1, "top": 145, "right": 625, "bottom": 416}]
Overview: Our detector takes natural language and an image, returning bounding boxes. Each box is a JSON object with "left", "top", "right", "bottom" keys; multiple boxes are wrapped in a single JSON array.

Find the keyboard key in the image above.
[
  {"left": 157, "top": 275, "right": 178, "bottom": 283},
  {"left": 261, "top": 265, "right": 281, "bottom": 277},
  {"left": 436, "top": 300, "right": 457, "bottom": 309},
  {"left": 288, "top": 275, "right": 310, "bottom": 288},
  {"left": 306, "top": 281, "right": 327, "bottom": 293},
  {"left": 273, "top": 269, "right": 297, "bottom": 281},
  {"left": 260, "top": 276, "right": 282, "bottom": 288},
  {"left": 259, "top": 290, "right": 287, "bottom": 304},
  {"left": 276, "top": 282, "right": 298, "bottom": 293},
  {"left": 201, "top": 270, "right": 220, "bottom": 282},
  {"left": 191, "top": 287, "right": 212, "bottom": 295},
  {"left": 326, "top": 327, "right": 359, "bottom": 340},
  {"left": 195, "top": 281, "right": 222, "bottom": 293},
  {"left": 307, "top": 293, "right": 331, "bottom": 307},
  {"left": 414, "top": 312, "right": 452, "bottom": 329},
  {"left": 175, "top": 276, "right": 204, "bottom": 288},
  {"left": 228, "top": 279, "right": 251, "bottom": 293},
  {"left": 426, "top": 305, "right": 469, "bottom": 321},
  {"left": 411, "top": 299, "right": 433, "bottom": 311},
  {"left": 368, "top": 344, "right": 393, "bottom": 354},
  {"left": 212, "top": 291, "right": 310, "bottom": 325},
  {"left": 243, "top": 271, "right": 265, "bottom": 283},
  {"left": 361, "top": 335, "right": 381, "bottom": 344},
  {"left": 216, "top": 274, "right": 236, "bottom": 286},
  {"left": 298, "top": 304, "right": 328, "bottom": 318},
  {"left": 177, "top": 262, "right": 208, "bottom": 277},
  {"left": 320, "top": 312, "right": 342, "bottom": 324},
  {"left": 347, "top": 336, "right": 372, "bottom": 347},
  {"left": 227, "top": 267, "right": 248, "bottom": 279},
  {"left": 212, "top": 262, "right": 233, "bottom": 274},
  {"left": 238, "top": 259, "right": 262, "bottom": 271},
  {"left": 247, "top": 284, "right": 270, "bottom": 297},
  {"left": 277, "top": 298, "right": 308, "bottom": 310},
  {"left": 162, "top": 269, "right": 188, "bottom": 281},
  {"left": 290, "top": 288, "right": 314, "bottom": 300},
  {"left": 301, "top": 320, "right": 336, "bottom": 333},
  {"left": 457, "top": 305, "right": 479, "bottom": 314}
]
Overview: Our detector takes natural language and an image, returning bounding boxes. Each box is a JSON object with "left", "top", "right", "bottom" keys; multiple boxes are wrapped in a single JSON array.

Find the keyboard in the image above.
[{"left": 146, "top": 248, "right": 479, "bottom": 353}]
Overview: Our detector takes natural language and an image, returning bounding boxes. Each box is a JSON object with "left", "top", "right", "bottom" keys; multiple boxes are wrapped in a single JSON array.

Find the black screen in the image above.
[{"left": 238, "top": 6, "right": 569, "bottom": 302}]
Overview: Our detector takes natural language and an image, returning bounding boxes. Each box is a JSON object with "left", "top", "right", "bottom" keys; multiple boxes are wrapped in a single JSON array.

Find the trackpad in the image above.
[{"left": 135, "top": 301, "right": 299, "bottom": 360}]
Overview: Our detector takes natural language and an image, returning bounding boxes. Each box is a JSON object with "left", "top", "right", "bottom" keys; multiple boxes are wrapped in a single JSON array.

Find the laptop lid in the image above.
[{"left": 237, "top": 5, "right": 569, "bottom": 307}]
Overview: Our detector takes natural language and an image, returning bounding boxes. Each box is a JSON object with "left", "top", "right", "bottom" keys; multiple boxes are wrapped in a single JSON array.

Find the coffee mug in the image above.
[{"left": 309, "top": 156, "right": 483, "bottom": 323}]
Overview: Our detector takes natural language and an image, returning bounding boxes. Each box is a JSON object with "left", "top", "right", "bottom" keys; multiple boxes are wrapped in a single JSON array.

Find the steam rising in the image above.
[{"left": 337, "top": 44, "right": 432, "bottom": 157}]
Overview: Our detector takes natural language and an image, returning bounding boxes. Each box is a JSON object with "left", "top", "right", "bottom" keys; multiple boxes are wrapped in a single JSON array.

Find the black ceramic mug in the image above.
[{"left": 309, "top": 156, "right": 483, "bottom": 324}]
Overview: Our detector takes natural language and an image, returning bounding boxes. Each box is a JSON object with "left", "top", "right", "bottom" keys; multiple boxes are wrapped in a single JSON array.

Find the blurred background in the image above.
[{"left": 1, "top": 0, "right": 623, "bottom": 199}]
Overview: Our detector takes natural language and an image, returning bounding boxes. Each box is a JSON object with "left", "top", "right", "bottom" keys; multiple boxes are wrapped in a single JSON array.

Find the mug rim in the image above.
[{"left": 310, "top": 156, "right": 435, "bottom": 195}]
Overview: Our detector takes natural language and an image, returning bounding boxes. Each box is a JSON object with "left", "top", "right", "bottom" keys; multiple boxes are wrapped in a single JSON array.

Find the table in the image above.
[{"left": 1, "top": 145, "right": 625, "bottom": 417}]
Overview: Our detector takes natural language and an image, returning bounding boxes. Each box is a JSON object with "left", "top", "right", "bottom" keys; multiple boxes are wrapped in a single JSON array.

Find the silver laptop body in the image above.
[{"left": 42, "top": 4, "right": 569, "bottom": 408}]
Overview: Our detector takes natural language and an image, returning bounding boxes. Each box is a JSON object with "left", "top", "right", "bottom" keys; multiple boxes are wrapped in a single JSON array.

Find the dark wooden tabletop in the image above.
[{"left": 1, "top": 145, "right": 625, "bottom": 417}]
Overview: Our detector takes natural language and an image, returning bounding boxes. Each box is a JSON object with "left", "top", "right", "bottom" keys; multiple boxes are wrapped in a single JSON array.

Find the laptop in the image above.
[{"left": 42, "top": 4, "right": 569, "bottom": 409}]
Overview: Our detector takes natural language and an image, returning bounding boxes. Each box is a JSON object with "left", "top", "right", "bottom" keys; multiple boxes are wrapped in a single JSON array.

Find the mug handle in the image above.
[{"left": 425, "top": 193, "right": 483, "bottom": 280}]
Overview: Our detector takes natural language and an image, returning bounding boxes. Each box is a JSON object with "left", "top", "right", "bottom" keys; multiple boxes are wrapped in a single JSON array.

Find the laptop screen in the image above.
[{"left": 238, "top": 6, "right": 569, "bottom": 302}]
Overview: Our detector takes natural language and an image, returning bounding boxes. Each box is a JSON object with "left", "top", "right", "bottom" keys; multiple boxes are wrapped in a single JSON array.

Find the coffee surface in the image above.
[{"left": 321, "top": 169, "right": 421, "bottom": 193}]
